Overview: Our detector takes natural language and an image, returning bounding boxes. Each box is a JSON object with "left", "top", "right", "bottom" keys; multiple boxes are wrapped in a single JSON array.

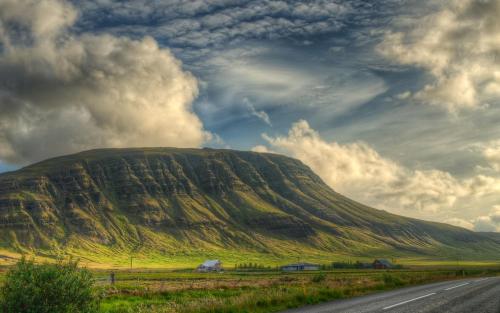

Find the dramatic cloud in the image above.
[
  {"left": 200, "top": 45, "right": 387, "bottom": 130},
  {"left": 259, "top": 120, "right": 500, "bottom": 222},
  {"left": 378, "top": 0, "right": 500, "bottom": 112},
  {"left": 76, "top": 0, "right": 349, "bottom": 49},
  {"left": 0, "top": 0, "right": 206, "bottom": 164}
]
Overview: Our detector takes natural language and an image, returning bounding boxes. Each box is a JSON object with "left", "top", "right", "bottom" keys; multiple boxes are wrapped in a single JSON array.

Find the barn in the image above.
[
  {"left": 373, "top": 259, "right": 394, "bottom": 269},
  {"left": 197, "top": 260, "right": 223, "bottom": 272}
]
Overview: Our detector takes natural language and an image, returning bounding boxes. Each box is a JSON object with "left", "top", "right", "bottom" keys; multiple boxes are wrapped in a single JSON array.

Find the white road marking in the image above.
[
  {"left": 475, "top": 278, "right": 489, "bottom": 283},
  {"left": 444, "top": 282, "right": 469, "bottom": 290},
  {"left": 383, "top": 293, "right": 436, "bottom": 310}
]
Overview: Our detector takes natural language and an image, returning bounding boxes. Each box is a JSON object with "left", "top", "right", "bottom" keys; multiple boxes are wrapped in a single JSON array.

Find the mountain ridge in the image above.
[{"left": 0, "top": 147, "right": 499, "bottom": 265}]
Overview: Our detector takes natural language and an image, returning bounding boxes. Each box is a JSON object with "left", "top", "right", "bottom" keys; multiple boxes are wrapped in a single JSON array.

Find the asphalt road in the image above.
[{"left": 282, "top": 276, "right": 500, "bottom": 313}]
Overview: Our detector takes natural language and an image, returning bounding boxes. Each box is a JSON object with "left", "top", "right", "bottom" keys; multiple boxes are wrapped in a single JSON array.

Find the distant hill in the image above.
[{"left": 0, "top": 147, "right": 499, "bottom": 265}]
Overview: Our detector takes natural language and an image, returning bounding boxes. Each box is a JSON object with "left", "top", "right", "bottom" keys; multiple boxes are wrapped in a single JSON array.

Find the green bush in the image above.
[
  {"left": 382, "top": 273, "right": 404, "bottom": 287},
  {"left": 311, "top": 273, "right": 326, "bottom": 283},
  {"left": 1, "top": 258, "right": 99, "bottom": 313}
]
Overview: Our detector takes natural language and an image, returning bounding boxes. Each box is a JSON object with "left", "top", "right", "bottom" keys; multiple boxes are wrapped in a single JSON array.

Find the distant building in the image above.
[
  {"left": 357, "top": 262, "right": 373, "bottom": 269},
  {"left": 373, "top": 259, "right": 394, "bottom": 269},
  {"left": 197, "top": 260, "right": 223, "bottom": 272},
  {"left": 281, "top": 262, "right": 320, "bottom": 271}
]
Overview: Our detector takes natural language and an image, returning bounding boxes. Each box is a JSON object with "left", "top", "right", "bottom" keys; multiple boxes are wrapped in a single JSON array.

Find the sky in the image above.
[{"left": 1, "top": 0, "right": 500, "bottom": 231}]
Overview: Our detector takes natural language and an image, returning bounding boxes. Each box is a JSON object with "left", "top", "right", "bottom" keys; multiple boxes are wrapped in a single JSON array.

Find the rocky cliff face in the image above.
[{"left": 0, "top": 148, "right": 499, "bottom": 258}]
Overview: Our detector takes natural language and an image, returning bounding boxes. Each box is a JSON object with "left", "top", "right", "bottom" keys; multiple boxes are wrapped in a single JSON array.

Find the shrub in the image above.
[
  {"left": 311, "top": 273, "right": 326, "bottom": 283},
  {"left": 1, "top": 258, "right": 99, "bottom": 313},
  {"left": 382, "top": 273, "right": 403, "bottom": 287}
]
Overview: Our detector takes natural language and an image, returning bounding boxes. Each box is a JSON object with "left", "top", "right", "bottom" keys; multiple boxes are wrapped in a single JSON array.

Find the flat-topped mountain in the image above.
[{"left": 0, "top": 148, "right": 498, "bottom": 263}]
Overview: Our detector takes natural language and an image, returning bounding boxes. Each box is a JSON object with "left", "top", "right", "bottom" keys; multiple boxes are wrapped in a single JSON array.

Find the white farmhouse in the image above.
[{"left": 196, "top": 260, "right": 223, "bottom": 272}]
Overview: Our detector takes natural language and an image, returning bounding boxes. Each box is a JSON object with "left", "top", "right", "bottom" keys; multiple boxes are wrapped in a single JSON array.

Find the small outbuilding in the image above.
[
  {"left": 373, "top": 259, "right": 394, "bottom": 269},
  {"left": 281, "top": 262, "right": 320, "bottom": 271},
  {"left": 197, "top": 260, "right": 223, "bottom": 272}
]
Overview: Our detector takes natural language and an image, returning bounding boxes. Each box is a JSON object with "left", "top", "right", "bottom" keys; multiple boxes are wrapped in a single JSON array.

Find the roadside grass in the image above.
[
  {"left": 97, "top": 268, "right": 500, "bottom": 313},
  {"left": 0, "top": 262, "right": 497, "bottom": 312}
]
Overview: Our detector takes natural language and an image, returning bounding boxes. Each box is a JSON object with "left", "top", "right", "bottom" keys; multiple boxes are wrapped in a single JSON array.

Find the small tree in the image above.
[{"left": 1, "top": 258, "right": 99, "bottom": 313}]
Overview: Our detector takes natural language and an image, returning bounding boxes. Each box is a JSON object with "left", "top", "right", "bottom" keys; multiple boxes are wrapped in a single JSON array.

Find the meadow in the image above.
[
  {"left": 95, "top": 266, "right": 500, "bottom": 313},
  {"left": 0, "top": 253, "right": 498, "bottom": 313}
]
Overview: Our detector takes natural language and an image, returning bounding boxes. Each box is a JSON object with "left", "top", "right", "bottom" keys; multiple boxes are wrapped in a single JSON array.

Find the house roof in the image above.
[
  {"left": 200, "top": 260, "right": 221, "bottom": 267},
  {"left": 374, "top": 259, "right": 393, "bottom": 267}
]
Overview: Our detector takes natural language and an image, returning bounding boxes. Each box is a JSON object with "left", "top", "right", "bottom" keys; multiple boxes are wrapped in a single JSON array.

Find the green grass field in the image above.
[
  {"left": 93, "top": 267, "right": 500, "bottom": 313},
  {"left": 2, "top": 241, "right": 500, "bottom": 313},
  {"left": 3, "top": 246, "right": 498, "bottom": 270},
  {"left": 0, "top": 254, "right": 498, "bottom": 313},
  {"left": 1, "top": 233, "right": 497, "bottom": 312}
]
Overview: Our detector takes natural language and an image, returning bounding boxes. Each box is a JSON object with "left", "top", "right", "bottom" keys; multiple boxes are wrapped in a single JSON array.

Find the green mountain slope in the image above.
[{"left": 0, "top": 147, "right": 498, "bottom": 265}]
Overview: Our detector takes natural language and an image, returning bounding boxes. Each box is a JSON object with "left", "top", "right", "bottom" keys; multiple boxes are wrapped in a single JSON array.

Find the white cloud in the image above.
[
  {"left": 215, "top": 61, "right": 319, "bottom": 103},
  {"left": 0, "top": 0, "right": 207, "bottom": 164},
  {"left": 205, "top": 46, "right": 387, "bottom": 120},
  {"left": 243, "top": 98, "right": 271, "bottom": 126},
  {"left": 472, "top": 206, "right": 500, "bottom": 232},
  {"left": 482, "top": 140, "right": 500, "bottom": 171},
  {"left": 378, "top": 0, "right": 500, "bottom": 112},
  {"left": 251, "top": 145, "right": 270, "bottom": 153},
  {"left": 473, "top": 216, "right": 498, "bottom": 232},
  {"left": 444, "top": 218, "right": 474, "bottom": 230},
  {"left": 395, "top": 91, "right": 411, "bottom": 100},
  {"left": 258, "top": 120, "right": 500, "bottom": 224}
]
